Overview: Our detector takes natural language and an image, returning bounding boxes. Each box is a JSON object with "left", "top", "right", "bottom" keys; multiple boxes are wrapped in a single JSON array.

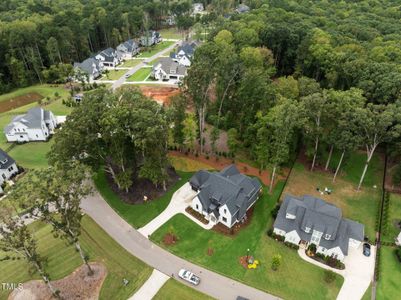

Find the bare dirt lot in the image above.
[
  {"left": 0, "top": 93, "right": 42, "bottom": 113},
  {"left": 9, "top": 262, "right": 107, "bottom": 300},
  {"left": 140, "top": 86, "right": 180, "bottom": 105}
]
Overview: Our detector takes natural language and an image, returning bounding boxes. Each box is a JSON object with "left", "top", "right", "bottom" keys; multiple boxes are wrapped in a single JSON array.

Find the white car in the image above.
[{"left": 178, "top": 269, "right": 200, "bottom": 285}]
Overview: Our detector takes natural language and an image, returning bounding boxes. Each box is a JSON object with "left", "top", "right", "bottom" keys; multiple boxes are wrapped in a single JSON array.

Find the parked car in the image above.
[
  {"left": 363, "top": 243, "right": 371, "bottom": 257},
  {"left": 178, "top": 269, "right": 200, "bottom": 285}
]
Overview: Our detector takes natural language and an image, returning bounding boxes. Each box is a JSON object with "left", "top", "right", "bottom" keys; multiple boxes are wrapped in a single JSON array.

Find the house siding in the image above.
[{"left": 284, "top": 230, "right": 301, "bottom": 245}]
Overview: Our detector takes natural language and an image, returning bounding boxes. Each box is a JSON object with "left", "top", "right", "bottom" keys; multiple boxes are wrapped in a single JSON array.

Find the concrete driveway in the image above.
[
  {"left": 298, "top": 243, "right": 375, "bottom": 300},
  {"left": 138, "top": 182, "right": 197, "bottom": 237}
]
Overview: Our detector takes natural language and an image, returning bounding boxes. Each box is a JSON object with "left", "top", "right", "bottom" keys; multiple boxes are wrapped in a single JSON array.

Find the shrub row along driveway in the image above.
[{"left": 80, "top": 189, "right": 280, "bottom": 300}]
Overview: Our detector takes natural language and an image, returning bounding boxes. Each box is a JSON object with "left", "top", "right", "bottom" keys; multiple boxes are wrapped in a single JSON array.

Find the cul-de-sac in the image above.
[{"left": 0, "top": 1, "right": 400, "bottom": 300}]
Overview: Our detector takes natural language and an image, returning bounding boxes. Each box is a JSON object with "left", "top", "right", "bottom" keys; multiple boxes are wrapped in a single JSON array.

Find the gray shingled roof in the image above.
[
  {"left": 0, "top": 148, "right": 15, "bottom": 169},
  {"left": 274, "top": 195, "right": 365, "bottom": 255},
  {"left": 118, "top": 39, "right": 139, "bottom": 53},
  {"left": 4, "top": 107, "right": 51, "bottom": 134},
  {"left": 189, "top": 165, "right": 262, "bottom": 225},
  {"left": 153, "top": 57, "right": 187, "bottom": 76},
  {"left": 74, "top": 57, "right": 100, "bottom": 75}
]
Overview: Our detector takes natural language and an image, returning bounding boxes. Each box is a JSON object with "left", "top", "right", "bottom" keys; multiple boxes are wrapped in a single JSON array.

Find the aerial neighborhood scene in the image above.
[{"left": 0, "top": 1, "right": 401, "bottom": 300}]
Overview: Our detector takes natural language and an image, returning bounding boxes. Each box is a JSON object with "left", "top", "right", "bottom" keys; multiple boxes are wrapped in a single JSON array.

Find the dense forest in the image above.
[{"left": 178, "top": 0, "right": 401, "bottom": 189}]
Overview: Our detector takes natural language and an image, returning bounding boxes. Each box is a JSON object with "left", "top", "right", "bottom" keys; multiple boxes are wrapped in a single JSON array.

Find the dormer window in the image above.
[
  {"left": 325, "top": 234, "right": 331, "bottom": 240},
  {"left": 305, "top": 227, "right": 311, "bottom": 233},
  {"left": 1, "top": 158, "right": 8, "bottom": 164}
]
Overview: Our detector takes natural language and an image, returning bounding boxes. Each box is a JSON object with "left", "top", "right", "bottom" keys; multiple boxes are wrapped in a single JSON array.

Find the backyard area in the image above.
[
  {"left": 382, "top": 193, "right": 401, "bottom": 243},
  {"left": 154, "top": 279, "right": 214, "bottom": 300},
  {"left": 126, "top": 67, "right": 152, "bottom": 81},
  {"left": 282, "top": 151, "right": 384, "bottom": 241},
  {"left": 150, "top": 180, "right": 343, "bottom": 300},
  {"left": 93, "top": 169, "right": 193, "bottom": 228},
  {"left": 376, "top": 246, "right": 401, "bottom": 299},
  {"left": 138, "top": 41, "right": 175, "bottom": 58},
  {"left": 99, "top": 69, "right": 127, "bottom": 80},
  {"left": 0, "top": 216, "right": 152, "bottom": 300},
  {"left": 120, "top": 59, "right": 144, "bottom": 68},
  {"left": 159, "top": 28, "right": 183, "bottom": 40}
]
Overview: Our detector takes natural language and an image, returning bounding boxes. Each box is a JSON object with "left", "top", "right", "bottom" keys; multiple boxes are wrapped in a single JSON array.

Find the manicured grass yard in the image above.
[
  {"left": 99, "top": 69, "right": 127, "bottom": 81},
  {"left": 282, "top": 151, "right": 384, "bottom": 241},
  {"left": 126, "top": 68, "right": 152, "bottom": 82},
  {"left": 382, "top": 193, "right": 401, "bottom": 243},
  {"left": 120, "top": 59, "right": 144, "bottom": 68},
  {"left": 159, "top": 28, "right": 183, "bottom": 40},
  {"left": 154, "top": 279, "right": 215, "bottom": 300},
  {"left": 7, "top": 139, "right": 54, "bottom": 169},
  {"left": 376, "top": 246, "right": 401, "bottom": 299},
  {"left": 150, "top": 181, "right": 343, "bottom": 300},
  {"left": 0, "top": 216, "right": 152, "bottom": 300},
  {"left": 168, "top": 155, "right": 215, "bottom": 172},
  {"left": 93, "top": 169, "right": 193, "bottom": 228},
  {"left": 138, "top": 41, "right": 175, "bottom": 58}
]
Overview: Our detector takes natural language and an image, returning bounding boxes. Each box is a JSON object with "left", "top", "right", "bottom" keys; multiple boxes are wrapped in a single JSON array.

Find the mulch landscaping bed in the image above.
[
  {"left": 185, "top": 206, "right": 209, "bottom": 224},
  {"left": 212, "top": 207, "right": 254, "bottom": 236},
  {"left": 105, "top": 166, "right": 179, "bottom": 204},
  {"left": 169, "top": 151, "right": 288, "bottom": 186},
  {"left": 0, "top": 92, "right": 43, "bottom": 113},
  {"left": 9, "top": 262, "right": 107, "bottom": 300},
  {"left": 163, "top": 232, "right": 179, "bottom": 246},
  {"left": 239, "top": 256, "right": 255, "bottom": 269}
]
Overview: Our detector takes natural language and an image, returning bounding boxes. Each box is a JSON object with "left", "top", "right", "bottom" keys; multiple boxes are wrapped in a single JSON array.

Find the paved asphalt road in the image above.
[
  {"left": 109, "top": 41, "right": 180, "bottom": 90},
  {"left": 81, "top": 191, "right": 280, "bottom": 300}
]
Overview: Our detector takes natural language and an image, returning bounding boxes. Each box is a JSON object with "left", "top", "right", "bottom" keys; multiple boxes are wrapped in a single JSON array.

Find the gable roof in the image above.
[
  {"left": 189, "top": 165, "right": 262, "bottom": 225},
  {"left": 4, "top": 107, "right": 53, "bottom": 134},
  {"left": 74, "top": 57, "right": 100, "bottom": 75},
  {"left": 0, "top": 148, "right": 15, "bottom": 169},
  {"left": 153, "top": 57, "right": 187, "bottom": 76},
  {"left": 118, "top": 39, "right": 139, "bottom": 53},
  {"left": 274, "top": 195, "right": 365, "bottom": 255}
]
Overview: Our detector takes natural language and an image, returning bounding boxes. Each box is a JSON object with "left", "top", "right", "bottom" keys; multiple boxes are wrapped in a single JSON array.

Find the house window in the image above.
[
  {"left": 222, "top": 217, "right": 227, "bottom": 223},
  {"left": 224, "top": 209, "right": 227, "bottom": 214},
  {"left": 2, "top": 174, "right": 5, "bottom": 179},
  {"left": 196, "top": 204, "right": 199, "bottom": 210},
  {"left": 311, "top": 230, "right": 322, "bottom": 245},
  {"left": 20, "top": 135, "right": 23, "bottom": 138},
  {"left": 305, "top": 227, "right": 311, "bottom": 233},
  {"left": 36, "top": 134, "right": 39, "bottom": 138}
]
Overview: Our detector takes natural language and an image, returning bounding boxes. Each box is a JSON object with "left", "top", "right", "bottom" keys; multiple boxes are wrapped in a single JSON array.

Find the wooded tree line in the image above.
[
  {"left": 0, "top": 0, "right": 196, "bottom": 93},
  {"left": 177, "top": 0, "right": 401, "bottom": 190}
]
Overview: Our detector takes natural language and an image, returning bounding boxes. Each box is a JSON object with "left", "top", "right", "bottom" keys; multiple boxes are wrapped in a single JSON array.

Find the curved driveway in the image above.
[{"left": 81, "top": 191, "right": 280, "bottom": 300}]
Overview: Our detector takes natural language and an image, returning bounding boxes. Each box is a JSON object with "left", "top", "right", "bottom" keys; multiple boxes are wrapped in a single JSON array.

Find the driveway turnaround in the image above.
[
  {"left": 128, "top": 269, "right": 169, "bottom": 300},
  {"left": 81, "top": 191, "right": 280, "bottom": 300},
  {"left": 297, "top": 244, "right": 375, "bottom": 300}
]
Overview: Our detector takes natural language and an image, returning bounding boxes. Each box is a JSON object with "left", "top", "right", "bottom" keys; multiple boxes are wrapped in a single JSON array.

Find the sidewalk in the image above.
[{"left": 128, "top": 269, "right": 169, "bottom": 300}]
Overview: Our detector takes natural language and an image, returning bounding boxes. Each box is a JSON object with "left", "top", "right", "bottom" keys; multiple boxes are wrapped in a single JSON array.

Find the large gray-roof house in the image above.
[
  {"left": 73, "top": 57, "right": 103, "bottom": 82},
  {"left": 170, "top": 41, "right": 198, "bottom": 67},
  {"left": 189, "top": 165, "right": 262, "bottom": 228},
  {"left": 0, "top": 149, "right": 18, "bottom": 194},
  {"left": 117, "top": 39, "right": 140, "bottom": 59},
  {"left": 95, "top": 47, "right": 122, "bottom": 68},
  {"left": 4, "top": 107, "right": 57, "bottom": 143},
  {"left": 273, "top": 195, "right": 364, "bottom": 261},
  {"left": 140, "top": 31, "right": 161, "bottom": 47},
  {"left": 151, "top": 57, "right": 187, "bottom": 82}
]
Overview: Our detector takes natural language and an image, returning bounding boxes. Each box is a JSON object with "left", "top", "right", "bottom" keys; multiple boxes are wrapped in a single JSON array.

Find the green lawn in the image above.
[
  {"left": 120, "top": 59, "right": 144, "bottom": 68},
  {"left": 283, "top": 151, "right": 384, "bottom": 241},
  {"left": 362, "top": 284, "right": 372, "bottom": 300},
  {"left": 154, "top": 279, "right": 215, "bottom": 300},
  {"left": 159, "top": 28, "right": 183, "bottom": 40},
  {"left": 382, "top": 193, "right": 401, "bottom": 243},
  {"left": 126, "top": 68, "right": 152, "bottom": 82},
  {"left": 150, "top": 181, "right": 343, "bottom": 300},
  {"left": 100, "top": 69, "right": 127, "bottom": 81},
  {"left": 138, "top": 41, "right": 175, "bottom": 58},
  {"left": 7, "top": 139, "right": 54, "bottom": 169},
  {"left": 376, "top": 246, "right": 401, "bottom": 300},
  {"left": 93, "top": 169, "right": 193, "bottom": 228},
  {"left": 0, "top": 216, "right": 152, "bottom": 300}
]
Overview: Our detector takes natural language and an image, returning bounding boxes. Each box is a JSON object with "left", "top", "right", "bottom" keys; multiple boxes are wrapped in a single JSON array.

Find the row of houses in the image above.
[
  {"left": 74, "top": 31, "right": 161, "bottom": 82},
  {"left": 151, "top": 41, "right": 198, "bottom": 82}
]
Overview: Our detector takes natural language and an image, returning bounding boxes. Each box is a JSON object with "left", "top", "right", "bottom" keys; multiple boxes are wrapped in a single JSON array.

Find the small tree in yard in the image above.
[
  {"left": 324, "top": 270, "right": 336, "bottom": 283},
  {"left": 271, "top": 254, "right": 282, "bottom": 271},
  {"left": 0, "top": 207, "right": 59, "bottom": 297},
  {"left": 182, "top": 113, "right": 198, "bottom": 152}
]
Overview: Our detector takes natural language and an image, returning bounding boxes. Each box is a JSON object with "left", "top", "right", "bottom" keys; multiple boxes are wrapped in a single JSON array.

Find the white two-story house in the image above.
[
  {"left": 73, "top": 57, "right": 103, "bottom": 82},
  {"left": 152, "top": 57, "right": 187, "bottom": 82},
  {"left": 0, "top": 149, "right": 18, "bottom": 193},
  {"left": 273, "top": 195, "right": 364, "bottom": 261},
  {"left": 189, "top": 165, "right": 262, "bottom": 228},
  {"left": 95, "top": 47, "right": 122, "bottom": 68},
  {"left": 170, "top": 41, "right": 198, "bottom": 67},
  {"left": 4, "top": 107, "right": 58, "bottom": 143}
]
